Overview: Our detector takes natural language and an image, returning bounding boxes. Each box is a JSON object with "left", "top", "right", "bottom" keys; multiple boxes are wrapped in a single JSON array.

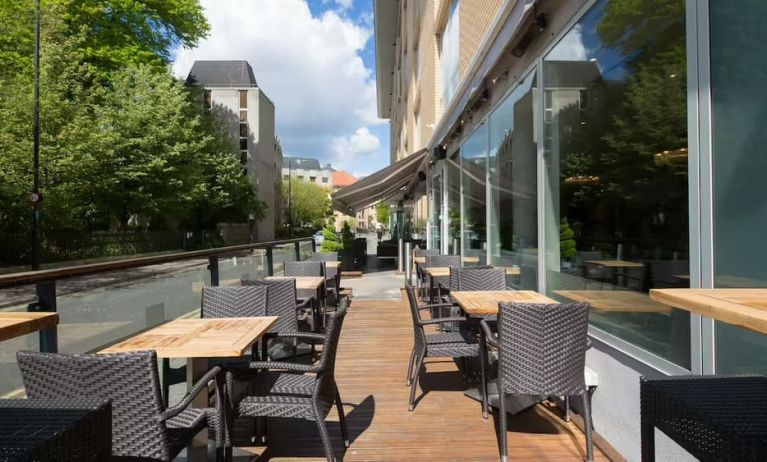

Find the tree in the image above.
[
  {"left": 320, "top": 224, "right": 341, "bottom": 252},
  {"left": 560, "top": 218, "right": 577, "bottom": 261},
  {"left": 375, "top": 202, "right": 390, "bottom": 229},
  {"left": 282, "top": 179, "right": 332, "bottom": 230}
]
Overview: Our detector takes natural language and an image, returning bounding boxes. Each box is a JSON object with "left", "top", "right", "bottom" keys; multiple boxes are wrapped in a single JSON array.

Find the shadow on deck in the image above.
[{"left": 221, "top": 287, "right": 612, "bottom": 461}]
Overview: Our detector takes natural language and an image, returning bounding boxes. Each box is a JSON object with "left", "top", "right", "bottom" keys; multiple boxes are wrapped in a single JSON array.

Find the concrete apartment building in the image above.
[
  {"left": 281, "top": 157, "right": 333, "bottom": 187},
  {"left": 187, "top": 60, "right": 281, "bottom": 241}
]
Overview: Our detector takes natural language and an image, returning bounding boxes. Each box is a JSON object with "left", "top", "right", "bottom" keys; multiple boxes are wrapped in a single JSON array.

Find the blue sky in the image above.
[{"left": 173, "top": 0, "right": 391, "bottom": 179}]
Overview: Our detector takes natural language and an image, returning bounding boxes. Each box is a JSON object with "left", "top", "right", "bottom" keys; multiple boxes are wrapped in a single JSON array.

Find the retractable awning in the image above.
[{"left": 332, "top": 149, "right": 428, "bottom": 213}]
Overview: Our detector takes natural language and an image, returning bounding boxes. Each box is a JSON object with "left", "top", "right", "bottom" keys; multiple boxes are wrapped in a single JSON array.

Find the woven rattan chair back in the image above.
[
  {"left": 425, "top": 255, "right": 461, "bottom": 268},
  {"left": 201, "top": 285, "right": 268, "bottom": 318},
  {"left": 405, "top": 284, "right": 426, "bottom": 351},
  {"left": 241, "top": 278, "right": 298, "bottom": 334},
  {"left": 315, "top": 299, "right": 349, "bottom": 416},
  {"left": 414, "top": 248, "right": 440, "bottom": 258},
  {"left": 17, "top": 350, "right": 170, "bottom": 460},
  {"left": 285, "top": 261, "right": 325, "bottom": 277},
  {"left": 447, "top": 265, "right": 493, "bottom": 290},
  {"left": 457, "top": 267, "right": 506, "bottom": 291},
  {"left": 497, "top": 302, "right": 590, "bottom": 395}
]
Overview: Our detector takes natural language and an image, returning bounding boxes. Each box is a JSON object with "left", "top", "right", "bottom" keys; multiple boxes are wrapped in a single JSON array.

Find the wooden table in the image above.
[
  {"left": 451, "top": 290, "right": 557, "bottom": 316},
  {"left": 585, "top": 259, "right": 644, "bottom": 287},
  {"left": 413, "top": 256, "right": 480, "bottom": 265},
  {"left": 100, "top": 316, "right": 277, "bottom": 461},
  {"left": 650, "top": 289, "right": 767, "bottom": 335},
  {"left": 324, "top": 261, "right": 340, "bottom": 269},
  {"left": 554, "top": 290, "right": 671, "bottom": 314},
  {"left": 424, "top": 266, "right": 522, "bottom": 278},
  {"left": 266, "top": 276, "right": 325, "bottom": 291},
  {"left": 0, "top": 312, "right": 59, "bottom": 342}
]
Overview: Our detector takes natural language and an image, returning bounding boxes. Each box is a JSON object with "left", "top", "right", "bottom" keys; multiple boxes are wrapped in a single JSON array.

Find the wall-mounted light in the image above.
[{"left": 511, "top": 13, "right": 548, "bottom": 58}]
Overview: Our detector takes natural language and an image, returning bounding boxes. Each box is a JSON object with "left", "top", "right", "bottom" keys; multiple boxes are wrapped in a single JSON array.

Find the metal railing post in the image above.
[
  {"left": 294, "top": 241, "right": 301, "bottom": 261},
  {"left": 208, "top": 256, "right": 219, "bottom": 286},
  {"left": 311, "top": 237, "right": 317, "bottom": 253},
  {"left": 405, "top": 241, "right": 412, "bottom": 284},
  {"left": 29, "top": 281, "right": 57, "bottom": 353},
  {"left": 398, "top": 238, "right": 404, "bottom": 273},
  {"left": 266, "top": 247, "right": 274, "bottom": 276}
]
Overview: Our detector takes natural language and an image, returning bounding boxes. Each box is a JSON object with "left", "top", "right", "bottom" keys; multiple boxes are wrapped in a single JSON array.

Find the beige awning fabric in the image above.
[{"left": 332, "top": 149, "right": 428, "bottom": 213}]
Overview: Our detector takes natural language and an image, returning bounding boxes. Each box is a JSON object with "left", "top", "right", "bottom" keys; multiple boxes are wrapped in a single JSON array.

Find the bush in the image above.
[{"left": 321, "top": 225, "right": 342, "bottom": 252}]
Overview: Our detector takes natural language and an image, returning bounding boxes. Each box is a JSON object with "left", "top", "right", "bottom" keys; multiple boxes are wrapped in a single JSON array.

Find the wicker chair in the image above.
[
  {"left": 480, "top": 302, "right": 594, "bottom": 462},
  {"left": 414, "top": 249, "right": 440, "bottom": 300},
  {"left": 240, "top": 278, "right": 315, "bottom": 360},
  {"left": 226, "top": 299, "right": 350, "bottom": 462},
  {"left": 160, "top": 285, "right": 270, "bottom": 407},
  {"left": 17, "top": 350, "right": 225, "bottom": 462},
  {"left": 285, "top": 261, "right": 327, "bottom": 327},
  {"left": 456, "top": 267, "right": 506, "bottom": 291},
  {"left": 425, "top": 255, "right": 461, "bottom": 304},
  {"left": 404, "top": 283, "right": 480, "bottom": 411}
]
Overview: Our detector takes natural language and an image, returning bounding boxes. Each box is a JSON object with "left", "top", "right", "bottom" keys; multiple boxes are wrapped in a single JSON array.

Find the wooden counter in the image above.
[
  {"left": 650, "top": 289, "right": 767, "bottom": 335},
  {"left": 0, "top": 312, "right": 59, "bottom": 342}
]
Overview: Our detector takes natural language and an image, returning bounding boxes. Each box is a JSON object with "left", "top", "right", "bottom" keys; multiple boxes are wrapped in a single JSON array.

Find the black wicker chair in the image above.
[
  {"left": 404, "top": 283, "right": 480, "bottom": 411},
  {"left": 414, "top": 249, "right": 440, "bottom": 300},
  {"left": 480, "top": 302, "right": 594, "bottom": 462},
  {"left": 225, "top": 299, "right": 350, "bottom": 462},
  {"left": 17, "top": 350, "right": 226, "bottom": 462},
  {"left": 456, "top": 267, "right": 507, "bottom": 291}
]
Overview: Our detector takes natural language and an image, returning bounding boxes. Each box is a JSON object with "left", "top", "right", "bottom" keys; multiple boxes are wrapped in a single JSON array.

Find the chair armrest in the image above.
[
  {"left": 480, "top": 320, "right": 499, "bottom": 349},
  {"left": 276, "top": 331, "right": 326, "bottom": 342},
  {"left": 418, "top": 302, "right": 454, "bottom": 311},
  {"left": 241, "top": 361, "right": 320, "bottom": 373},
  {"left": 296, "top": 298, "right": 313, "bottom": 310},
  {"left": 420, "top": 317, "right": 467, "bottom": 326},
  {"left": 160, "top": 365, "right": 222, "bottom": 422}
]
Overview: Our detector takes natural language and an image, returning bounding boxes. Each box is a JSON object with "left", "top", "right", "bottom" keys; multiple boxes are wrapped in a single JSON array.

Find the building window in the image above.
[
  {"left": 239, "top": 110, "right": 247, "bottom": 122},
  {"left": 240, "top": 151, "right": 248, "bottom": 165},
  {"left": 309, "top": 176, "right": 317, "bottom": 183},
  {"left": 239, "top": 123, "right": 248, "bottom": 138},
  {"left": 461, "top": 122, "right": 487, "bottom": 262},
  {"left": 543, "top": 0, "right": 689, "bottom": 368},
  {"left": 240, "top": 138, "right": 247, "bottom": 150},
  {"left": 297, "top": 175, "right": 304, "bottom": 181},
  {"left": 239, "top": 90, "right": 248, "bottom": 109},
  {"left": 203, "top": 90, "right": 212, "bottom": 110},
  {"left": 322, "top": 177, "right": 329, "bottom": 184},
  {"left": 439, "top": 0, "right": 460, "bottom": 106}
]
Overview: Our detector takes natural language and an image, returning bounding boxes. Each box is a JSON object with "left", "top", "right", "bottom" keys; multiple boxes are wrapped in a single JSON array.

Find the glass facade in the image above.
[
  {"left": 488, "top": 72, "right": 538, "bottom": 289},
  {"left": 710, "top": 0, "right": 767, "bottom": 374},
  {"left": 447, "top": 153, "right": 462, "bottom": 254},
  {"left": 543, "top": 0, "right": 690, "bottom": 368},
  {"left": 461, "top": 123, "right": 488, "bottom": 262}
]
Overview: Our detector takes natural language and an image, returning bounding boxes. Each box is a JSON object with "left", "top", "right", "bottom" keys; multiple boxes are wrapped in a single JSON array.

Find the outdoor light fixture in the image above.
[
  {"left": 564, "top": 175, "right": 600, "bottom": 185},
  {"left": 654, "top": 147, "right": 688, "bottom": 162},
  {"left": 511, "top": 13, "right": 547, "bottom": 58}
]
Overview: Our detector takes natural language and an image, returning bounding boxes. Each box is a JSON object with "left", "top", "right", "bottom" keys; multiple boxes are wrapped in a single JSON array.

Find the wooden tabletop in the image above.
[
  {"left": 554, "top": 290, "right": 671, "bottom": 314},
  {"left": 584, "top": 260, "right": 644, "bottom": 268},
  {"left": 451, "top": 290, "right": 557, "bottom": 316},
  {"left": 0, "top": 312, "right": 59, "bottom": 342},
  {"left": 266, "top": 276, "right": 325, "bottom": 290},
  {"left": 650, "top": 289, "right": 767, "bottom": 335},
  {"left": 424, "top": 266, "right": 522, "bottom": 277},
  {"left": 324, "top": 261, "right": 341, "bottom": 269},
  {"left": 413, "top": 256, "right": 481, "bottom": 264},
  {"left": 100, "top": 316, "right": 277, "bottom": 358}
]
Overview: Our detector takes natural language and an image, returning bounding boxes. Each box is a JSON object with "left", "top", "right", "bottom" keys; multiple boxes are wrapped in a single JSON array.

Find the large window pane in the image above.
[
  {"left": 447, "top": 153, "right": 462, "bottom": 254},
  {"left": 430, "top": 171, "right": 443, "bottom": 251},
  {"left": 543, "top": 0, "right": 690, "bottom": 368},
  {"left": 488, "top": 72, "right": 538, "bottom": 288},
  {"left": 461, "top": 123, "right": 487, "bottom": 262},
  {"left": 710, "top": 0, "right": 767, "bottom": 374}
]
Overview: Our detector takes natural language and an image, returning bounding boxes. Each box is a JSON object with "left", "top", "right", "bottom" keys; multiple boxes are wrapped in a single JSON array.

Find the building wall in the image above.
[
  {"left": 281, "top": 166, "right": 332, "bottom": 187},
  {"left": 458, "top": 0, "right": 502, "bottom": 77}
]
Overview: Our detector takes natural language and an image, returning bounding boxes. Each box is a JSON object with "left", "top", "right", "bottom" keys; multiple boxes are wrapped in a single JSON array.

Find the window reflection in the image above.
[
  {"left": 461, "top": 123, "right": 488, "bottom": 262},
  {"left": 488, "top": 72, "right": 538, "bottom": 289},
  {"left": 544, "top": 0, "right": 690, "bottom": 368},
  {"left": 447, "top": 154, "right": 462, "bottom": 254}
]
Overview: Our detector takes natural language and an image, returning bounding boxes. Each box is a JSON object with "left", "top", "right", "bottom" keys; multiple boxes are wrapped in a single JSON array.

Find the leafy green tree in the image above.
[
  {"left": 283, "top": 179, "right": 332, "bottom": 230},
  {"left": 374, "top": 202, "right": 390, "bottom": 229},
  {"left": 320, "top": 224, "right": 341, "bottom": 252},
  {"left": 560, "top": 218, "right": 577, "bottom": 261}
]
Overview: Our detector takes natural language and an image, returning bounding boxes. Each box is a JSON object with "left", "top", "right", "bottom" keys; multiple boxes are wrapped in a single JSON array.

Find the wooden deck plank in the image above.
[{"left": 231, "top": 296, "right": 611, "bottom": 461}]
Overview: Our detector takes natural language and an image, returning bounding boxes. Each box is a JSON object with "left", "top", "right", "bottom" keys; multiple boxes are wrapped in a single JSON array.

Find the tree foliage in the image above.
[
  {"left": 374, "top": 202, "right": 390, "bottom": 229},
  {"left": 282, "top": 178, "right": 332, "bottom": 230}
]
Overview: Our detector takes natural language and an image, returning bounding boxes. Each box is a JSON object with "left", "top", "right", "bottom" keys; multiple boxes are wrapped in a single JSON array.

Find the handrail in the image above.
[{"left": 0, "top": 237, "right": 314, "bottom": 289}]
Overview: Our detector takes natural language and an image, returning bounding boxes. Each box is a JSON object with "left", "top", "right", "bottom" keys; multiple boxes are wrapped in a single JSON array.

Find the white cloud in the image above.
[
  {"left": 330, "top": 127, "right": 381, "bottom": 164},
  {"left": 173, "top": 0, "right": 385, "bottom": 173},
  {"left": 546, "top": 24, "right": 587, "bottom": 61},
  {"left": 334, "top": 0, "right": 354, "bottom": 11}
]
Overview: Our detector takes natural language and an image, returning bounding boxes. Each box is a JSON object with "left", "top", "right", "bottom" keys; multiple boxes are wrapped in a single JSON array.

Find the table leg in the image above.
[{"left": 187, "top": 357, "right": 209, "bottom": 462}]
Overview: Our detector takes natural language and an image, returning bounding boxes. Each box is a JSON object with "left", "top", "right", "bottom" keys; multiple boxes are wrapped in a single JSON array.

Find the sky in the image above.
[{"left": 172, "top": 0, "right": 390, "bottom": 179}]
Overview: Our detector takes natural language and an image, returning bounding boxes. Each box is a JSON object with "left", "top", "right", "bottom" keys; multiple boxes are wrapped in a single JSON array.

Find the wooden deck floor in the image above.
[{"left": 232, "top": 295, "right": 611, "bottom": 461}]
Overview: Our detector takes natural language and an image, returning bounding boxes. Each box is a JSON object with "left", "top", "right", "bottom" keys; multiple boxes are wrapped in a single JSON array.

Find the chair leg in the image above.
[
  {"left": 261, "top": 416, "right": 268, "bottom": 444},
  {"left": 161, "top": 358, "right": 171, "bottom": 408},
  {"left": 293, "top": 338, "right": 298, "bottom": 362},
  {"left": 335, "top": 386, "right": 350, "bottom": 448},
  {"left": 497, "top": 382, "right": 508, "bottom": 462},
  {"left": 479, "top": 340, "right": 489, "bottom": 419},
  {"left": 581, "top": 392, "right": 595, "bottom": 462},
  {"left": 406, "top": 347, "right": 416, "bottom": 386},
  {"left": 409, "top": 350, "right": 425, "bottom": 411},
  {"left": 315, "top": 412, "right": 336, "bottom": 462}
]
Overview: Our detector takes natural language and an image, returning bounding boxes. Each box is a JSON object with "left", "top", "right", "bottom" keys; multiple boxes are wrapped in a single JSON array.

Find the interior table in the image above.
[
  {"left": 554, "top": 290, "right": 671, "bottom": 314},
  {"left": 0, "top": 398, "right": 111, "bottom": 461},
  {"left": 100, "top": 316, "right": 277, "bottom": 461},
  {"left": 641, "top": 375, "right": 767, "bottom": 461},
  {"left": 650, "top": 288, "right": 767, "bottom": 335},
  {"left": 584, "top": 259, "right": 644, "bottom": 287}
]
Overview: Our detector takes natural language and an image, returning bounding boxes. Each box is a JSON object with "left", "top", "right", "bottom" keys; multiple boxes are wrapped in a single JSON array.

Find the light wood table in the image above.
[
  {"left": 266, "top": 276, "right": 325, "bottom": 291},
  {"left": 101, "top": 316, "right": 277, "bottom": 460},
  {"left": 650, "top": 289, "right": 767, "bottom": 335},
  {"left": 555, "top": 290, "right": 671, "bottom": 314},
  {"left": 0, "top": 312, "right": 59, "bottom": 342},
  {"left": 585, "top": 260, "right": 644, "bottom": 268},
  {"left": 413, "top": 256, "right": 481, "bottom": 265},
  {"left": 324, "top": 261, "right": 340, "bottom": 269},
  {"left": 424, "top": 266, "right": 522, "bottom": 277},
  {"left": 451, "top": 290, "right": 557, "bottom": 316}
]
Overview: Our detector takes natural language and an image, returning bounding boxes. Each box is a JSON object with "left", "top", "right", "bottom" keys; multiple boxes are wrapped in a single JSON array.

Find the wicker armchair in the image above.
[
  {"left": 414, "top": 249, "right": 440, "bottom": 300},
  {"left": 480, "top": 302, "right": 594, "bottom": 462},
  {"left": 456, "top": 267, "right": 506, "bottom": 291},
  {"left": 17, "top": 350, "right": 226, "bottom": 462},
  {"left": 404, "top": 284, "right": 480, "bottom": 411},
  {"left": 226, "top": 299, "right": 350, "bottom": 462},
  {"left": 424, "top": 254, "right": 461, "bottom": 304}
]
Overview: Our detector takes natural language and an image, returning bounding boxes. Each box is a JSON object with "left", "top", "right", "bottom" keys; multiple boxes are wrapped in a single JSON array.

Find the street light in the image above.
[{"left": 31, "top": 0, "right": 42, "bottom": 270}]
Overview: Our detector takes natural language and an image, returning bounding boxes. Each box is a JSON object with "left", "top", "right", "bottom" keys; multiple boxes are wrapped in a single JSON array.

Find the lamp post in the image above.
[
  {"left": 287, "top": 159, "right": 292, "bottom": 237},
  {"left": 31, "top": 0, "right": 42, "bottom": 270}
]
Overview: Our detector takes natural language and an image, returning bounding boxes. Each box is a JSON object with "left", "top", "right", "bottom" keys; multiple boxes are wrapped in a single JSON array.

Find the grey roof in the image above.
[
  {"left": 543, "top": 61, "right": 602, "bottom": 88},
  {"left": 283, "top": 157, "right": 322, "bottom": 170},
  {"left": 186, "top": 60, "right": 258, "bottom": 88}
]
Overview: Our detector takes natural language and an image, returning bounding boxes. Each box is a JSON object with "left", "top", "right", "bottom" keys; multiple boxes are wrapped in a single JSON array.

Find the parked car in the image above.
[{"left": 313, "top": 230, "right": 324, "bottom": 246}]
